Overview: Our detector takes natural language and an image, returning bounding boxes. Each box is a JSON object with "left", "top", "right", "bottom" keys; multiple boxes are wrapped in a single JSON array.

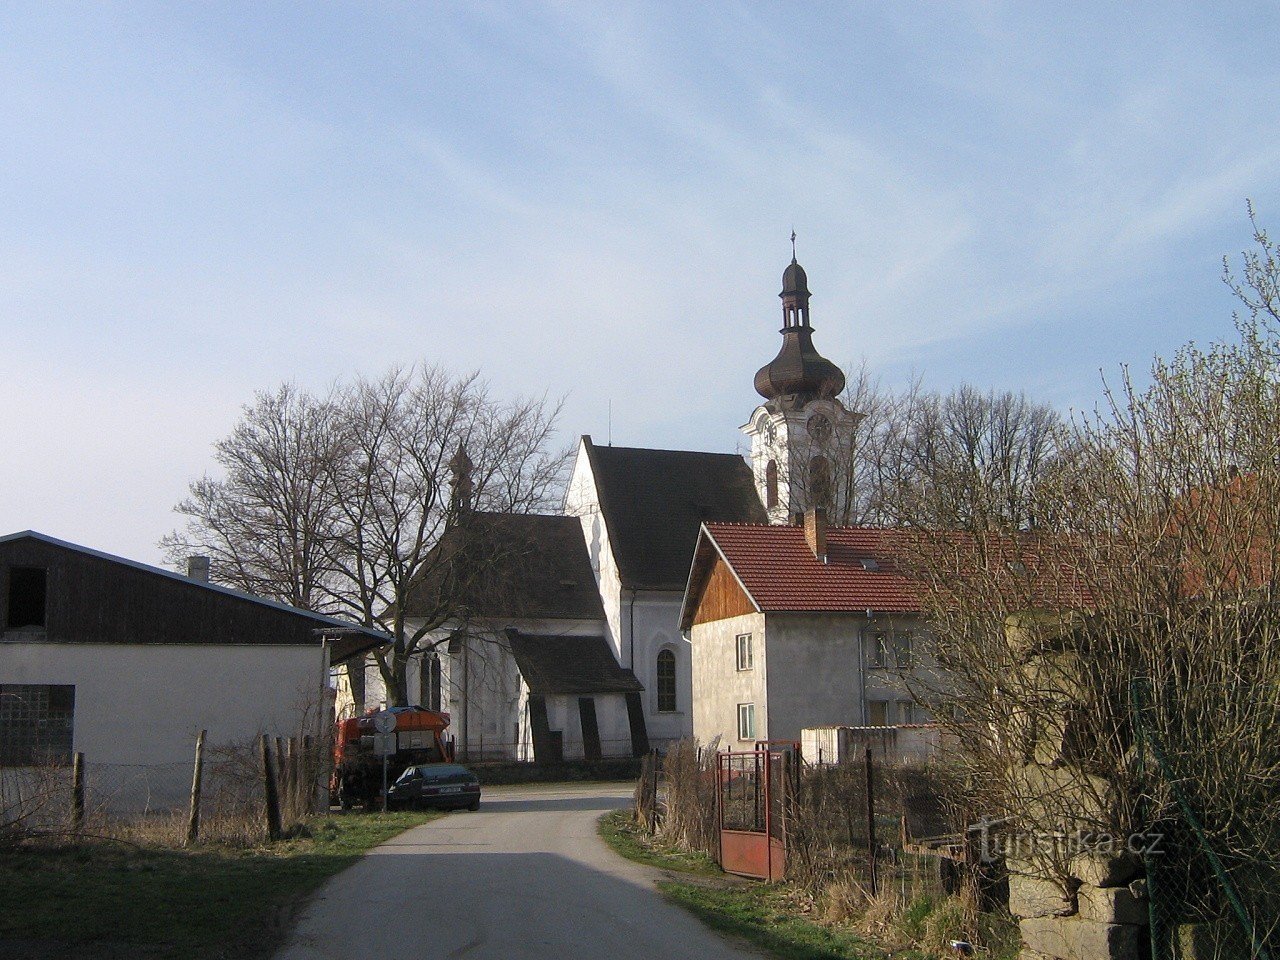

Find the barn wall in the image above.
[{"left": 0, "top": 640, "right": 329, "bottom": 812}]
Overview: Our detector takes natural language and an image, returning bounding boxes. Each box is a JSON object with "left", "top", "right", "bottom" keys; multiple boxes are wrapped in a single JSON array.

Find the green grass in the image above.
[
  {"left": 598, "top": 809, "right": 890, "bottom": 960},
  {"left": 0, "top": 811, "right": 438, "bottom": 960}
]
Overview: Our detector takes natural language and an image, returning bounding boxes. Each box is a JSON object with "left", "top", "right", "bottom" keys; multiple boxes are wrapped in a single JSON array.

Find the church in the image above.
[{"left": 342, "top": 250, "right": 864, "bottom": 761}]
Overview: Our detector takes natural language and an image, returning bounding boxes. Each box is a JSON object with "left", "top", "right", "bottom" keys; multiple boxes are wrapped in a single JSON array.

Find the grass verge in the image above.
[
  {"left": 598, "top": 809, "right": 896, "bottom": 960},
  {"left": 0, "top": 811, "right": 439, "bottom": 960}
]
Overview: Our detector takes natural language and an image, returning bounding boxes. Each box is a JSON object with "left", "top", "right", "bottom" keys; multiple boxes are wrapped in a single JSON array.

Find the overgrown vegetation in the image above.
[
  {"left": 0, "top": 811, "right": 437, "bottom": 960},
  {"left": 601, "top": 808, "right": 1017, "bottom": 960}
]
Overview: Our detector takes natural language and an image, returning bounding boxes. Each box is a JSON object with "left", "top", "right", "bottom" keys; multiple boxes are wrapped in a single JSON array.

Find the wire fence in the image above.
[{"left": 1133, "top": 679, "right": 1278, "bottom": 960}]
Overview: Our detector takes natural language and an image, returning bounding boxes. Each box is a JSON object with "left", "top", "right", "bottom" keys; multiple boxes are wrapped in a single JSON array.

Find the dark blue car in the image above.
[{"left": 386, "top": 763, "right": 481, "bottom": 811}]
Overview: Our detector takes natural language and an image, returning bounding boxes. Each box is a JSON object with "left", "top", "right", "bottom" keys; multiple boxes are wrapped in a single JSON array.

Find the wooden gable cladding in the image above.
[{"left": 692, "top": 555, "right": 756, "bottom": 625}]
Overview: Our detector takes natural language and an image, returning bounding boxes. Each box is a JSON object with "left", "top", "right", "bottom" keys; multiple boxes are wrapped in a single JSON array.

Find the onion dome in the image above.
[{"left": 753, "top": 256, "right": 845, "bottom": 407}]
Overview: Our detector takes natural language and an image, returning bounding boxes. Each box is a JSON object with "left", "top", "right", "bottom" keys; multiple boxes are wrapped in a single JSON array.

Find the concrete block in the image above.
[
  {"left": 1076, "top": 885, "right": 1147, "bottom": 926},
  {"left": 1069, "top": 851, "right": 1141, "bottom": 888},
  {"left": 1020, "top": 915, "right": 1142, "bottom": 960},
  {"left": 1009, "top": 873, "right": 1074, "bottom": 919}
]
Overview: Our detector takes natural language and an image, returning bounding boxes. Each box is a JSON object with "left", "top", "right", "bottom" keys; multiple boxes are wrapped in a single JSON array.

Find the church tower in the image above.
[{"left": 743, "top": 246, "right": 862, "bottom": 523}]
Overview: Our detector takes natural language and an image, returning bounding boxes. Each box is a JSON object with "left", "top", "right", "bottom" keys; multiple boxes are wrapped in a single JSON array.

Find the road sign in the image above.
[
  {"left": 372, "top": 710, "right": 396, "bottom": 734},
  {"left": 372, "top": 733, "right": 397, "bottom": 756}
]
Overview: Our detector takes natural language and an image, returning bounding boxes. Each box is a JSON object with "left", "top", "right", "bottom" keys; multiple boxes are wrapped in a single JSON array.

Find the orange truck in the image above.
[{"left": 331, "top": 705, "right": 455, "bottom": 809}]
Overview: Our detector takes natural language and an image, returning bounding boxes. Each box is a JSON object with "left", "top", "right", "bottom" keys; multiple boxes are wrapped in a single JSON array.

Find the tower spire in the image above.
[
  {"left": 790, "top": 229, "right": 797, "bottom": 263},
  {"left": 752, "top": 250, "right": 845, "bottom": 407}
]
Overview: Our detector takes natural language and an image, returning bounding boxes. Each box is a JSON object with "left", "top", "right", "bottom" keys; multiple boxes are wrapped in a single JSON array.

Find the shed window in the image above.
[
  {"left": 656, "top": 649, "right": 677, "bottom": 712},
  {"left": 0, "top": 684, "right": 74, "bottom": 765},
  {"left": 737, "top": 702, "right": 756, "bottom": 741},
  {"left": 6, "top": 567, "right": 47, "bottom": 629}
]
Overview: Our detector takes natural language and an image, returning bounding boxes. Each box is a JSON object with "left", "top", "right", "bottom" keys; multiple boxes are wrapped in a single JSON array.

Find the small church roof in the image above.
[
  {"left": 402, "top": 513, "right": 606, "bottom": 623},
  {"left": 583, "top": 438, "right": 766, "bottom": 591},
  {"left": 505, "top": 628, "right": 643, "bottom": 695}
]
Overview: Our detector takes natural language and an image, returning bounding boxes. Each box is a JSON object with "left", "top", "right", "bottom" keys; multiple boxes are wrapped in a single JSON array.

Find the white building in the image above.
[
  {"left": 0, "top": 531, "right": 387, "bottom": 812},
  {"left": 679, "top": 511, "right": 938, "bottom": 747}
]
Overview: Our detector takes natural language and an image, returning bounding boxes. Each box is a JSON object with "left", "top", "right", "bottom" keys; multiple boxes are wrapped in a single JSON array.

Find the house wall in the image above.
[
  {"left": 691, "top": 611, "right": 766, "bottom": 747},
  {"left": 766, "top": 613, "right": 932, "bottom": 742},
  {"left": 564, "top": 442, "right": 692, "bottom": 747},
  {"left": 0, "top": 640, "right": 329, "bottom": 812}
]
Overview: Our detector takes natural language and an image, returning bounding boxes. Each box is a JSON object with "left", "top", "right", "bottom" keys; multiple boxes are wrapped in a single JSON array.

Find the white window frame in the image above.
[
  {"left": 737, "top": 702, "right": 756, "bottom": 741},
  {"left": 735, "top": 633, "right": 753, "bottom": 671}
]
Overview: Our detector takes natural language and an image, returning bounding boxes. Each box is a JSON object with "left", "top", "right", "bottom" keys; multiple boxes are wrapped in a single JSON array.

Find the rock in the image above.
[
  {"left": 1009, "top": 874, "right": 1075, "bottom": 919},
  {"left": 1069, "top": 851, "right": 1141, "bottom": 888},
  {"left": 1020, "top": 916, "right": 1143, "bottom": 960},
  {"left": 1076, "top": 885, "right": 1147, "bottom": 926}
]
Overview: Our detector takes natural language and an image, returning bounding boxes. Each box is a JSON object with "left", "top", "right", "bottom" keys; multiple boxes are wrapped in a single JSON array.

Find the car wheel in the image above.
[{"left": 467, "top": 799, "right": 480, "bottom": 812}]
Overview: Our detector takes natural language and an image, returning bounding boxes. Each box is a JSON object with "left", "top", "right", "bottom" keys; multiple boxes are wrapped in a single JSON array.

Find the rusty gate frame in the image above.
[{"left": 715, "top": 742, "right": 799, "bottom": 881}]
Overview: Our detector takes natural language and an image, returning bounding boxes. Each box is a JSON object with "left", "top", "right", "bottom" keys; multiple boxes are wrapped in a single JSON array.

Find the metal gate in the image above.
[{"left": 715, "top": 743, "right": 799, "bottom": 881}]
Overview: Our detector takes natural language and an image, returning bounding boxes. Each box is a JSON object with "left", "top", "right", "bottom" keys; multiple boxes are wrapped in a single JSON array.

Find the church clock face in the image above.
[{"left": 762, "top": 421, "right": 776, "bottom": 444}]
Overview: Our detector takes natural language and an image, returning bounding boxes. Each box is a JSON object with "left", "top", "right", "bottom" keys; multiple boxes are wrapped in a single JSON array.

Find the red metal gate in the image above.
[{"left": 715, "top": 744, "right": 799, "bottom": 881}]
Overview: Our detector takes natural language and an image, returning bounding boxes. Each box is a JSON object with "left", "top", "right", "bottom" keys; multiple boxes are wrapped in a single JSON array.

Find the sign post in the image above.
[{"left": 372, "top": 711, "right": 397, "bottom": 812}]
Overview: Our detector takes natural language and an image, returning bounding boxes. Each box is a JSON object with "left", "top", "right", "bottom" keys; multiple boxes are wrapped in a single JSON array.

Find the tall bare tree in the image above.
[{"left": 165, "top": 365, "right": 568, "bottom": 705}]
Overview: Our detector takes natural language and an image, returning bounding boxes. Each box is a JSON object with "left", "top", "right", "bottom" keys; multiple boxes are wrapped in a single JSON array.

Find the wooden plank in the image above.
[{"left": 692, "top": 556, "right": 755, "bottom": 625}]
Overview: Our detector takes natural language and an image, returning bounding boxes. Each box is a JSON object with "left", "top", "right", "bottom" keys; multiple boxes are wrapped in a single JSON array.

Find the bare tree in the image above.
[
  {"left": 904, "top": 216, "right": 1280, "bottom": 943},
  {"left": 165, "top": 365, "right": 568, "bottom": 706}
]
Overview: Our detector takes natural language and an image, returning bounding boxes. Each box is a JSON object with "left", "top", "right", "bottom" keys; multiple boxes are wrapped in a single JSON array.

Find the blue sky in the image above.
[{"left": 3, "top": 2, "right": 1279, "bottom": 564}]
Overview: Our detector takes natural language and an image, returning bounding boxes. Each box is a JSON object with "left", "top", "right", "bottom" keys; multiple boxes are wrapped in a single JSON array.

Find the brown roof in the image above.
[
  {"left": 505, "top": 629, "right": 643, "bottom": 695},
  {"left": 402, "top": 513, "right": 605, "bottom": 623},
  {"left": 584, "top": 438, "right": 766, "bottom": 591},
  {"left": 681, "top": 523, "right": 921, "bottom": 628}
]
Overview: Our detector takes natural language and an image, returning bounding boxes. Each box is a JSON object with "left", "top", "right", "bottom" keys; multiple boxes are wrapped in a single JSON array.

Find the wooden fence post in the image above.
[
  {"left": 301, "top": 735, "right": 315, "bottom": 813},
  {"left": 260, "top": 735, "right": 282, "bottom": 841},
  {"left": 185, "top": 730, "right": 206, "bottom": 846},
  {"left": 71, "top": 752, "right": 85, "bottom": 829},
  {"left": 865, "top": 746, "right": 878, "bottom": 896}
]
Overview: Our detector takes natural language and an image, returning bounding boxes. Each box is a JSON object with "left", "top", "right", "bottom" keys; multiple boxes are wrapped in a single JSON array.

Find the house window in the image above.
[
  {"left": 737, "top": 702, "right": 756, "bottom": 741},
  {"left": 765, "top": 460, "right": 779, "bottom": 509},
  {"left": 866, "top": 629, "right": 913, "bottom": 669},
  {"left": 897, "top": 701, "right": 916, "bottom": 725},
  {"left": 735, "top": 633, "right": 753, "bottom": 671},
  {"left": 0, "top": 684, "right": 75, "bottom": 765},
  {"left": 6, "top": 567, "right": 47, "bottom": 629},
  {"left": 656, "top": 649, "right": 677, "bottom": 712},
  {"left": 867, "top": 701, "right": 888, "bottom": 726}
]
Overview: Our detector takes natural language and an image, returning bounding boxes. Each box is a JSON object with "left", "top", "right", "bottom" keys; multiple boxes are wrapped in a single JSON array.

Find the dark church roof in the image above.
[
  {"left": 505, "top": 629, "right": 643, "bottom": 695},
  {"left": 582, "top": 437, "right": 767, "bottom": 591},
  {"left": 754, "top": 256, "right": 846, "bottom": 407},
  {"left": 402, "top": 513, "right": 605, "bottom": 622}
]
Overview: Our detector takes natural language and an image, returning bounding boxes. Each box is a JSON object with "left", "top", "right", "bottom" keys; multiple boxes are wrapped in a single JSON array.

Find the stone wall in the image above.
[{"left": 1008, "top": 854, "right": 1148, "bottom": 960}]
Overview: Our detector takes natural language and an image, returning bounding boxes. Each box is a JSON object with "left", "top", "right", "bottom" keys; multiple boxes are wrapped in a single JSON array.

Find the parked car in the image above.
[{"left": 386, "top": 763, "right": 481, "bottom": 811}]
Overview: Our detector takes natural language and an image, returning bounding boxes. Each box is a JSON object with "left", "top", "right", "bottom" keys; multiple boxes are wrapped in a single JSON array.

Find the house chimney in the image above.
[
  {"left": 803, "top": 508, "right": 827, "bottom": 562},
  {"left": 187, "top": 556, "right": 211, "bottom": 582}
]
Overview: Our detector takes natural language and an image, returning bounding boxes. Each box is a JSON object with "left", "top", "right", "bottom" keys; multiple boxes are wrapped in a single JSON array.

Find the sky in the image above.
[{"left": 3, "top": 1, "right": 1280, "bottom": 566}]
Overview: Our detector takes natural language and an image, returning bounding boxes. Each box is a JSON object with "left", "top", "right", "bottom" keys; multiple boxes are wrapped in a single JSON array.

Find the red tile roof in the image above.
[{"left": 696, "top": 522, "right": 921, "bottom": 615}]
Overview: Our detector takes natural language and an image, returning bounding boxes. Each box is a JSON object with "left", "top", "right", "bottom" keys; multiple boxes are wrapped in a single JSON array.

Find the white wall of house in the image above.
[
  {"left": 1, "top": 640, "right": 330, "bottom": 812},
  {"left": 691, "top": 611, "right": 767, "bottom": 748},
  {"left": 691, "top": 611, "right": 938, "bottom": 749}
]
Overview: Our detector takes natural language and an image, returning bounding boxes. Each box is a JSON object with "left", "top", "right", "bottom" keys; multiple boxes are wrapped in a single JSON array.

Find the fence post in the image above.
[
  {"left": 865, "top": 746, "right": 877, "bottom": 896},
  {"left": 260, "top": 735, "right": 283, "bottom": 841},
  {"left": 70, "top": 752, "right": 85, "bottom": 829},
  {"left": 185, "top": 730, "right": 206, "bottom": 846}
]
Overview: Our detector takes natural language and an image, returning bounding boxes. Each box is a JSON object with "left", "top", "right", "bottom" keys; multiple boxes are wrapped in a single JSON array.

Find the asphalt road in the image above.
[{"left": 274, "top": 782, "right": 763, "bottom": 960}]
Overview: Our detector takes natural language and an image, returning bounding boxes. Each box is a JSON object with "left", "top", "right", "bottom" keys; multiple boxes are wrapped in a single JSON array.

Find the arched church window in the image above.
[
  {"left": 656, "top": 649, "right": 677, "bottom": 712},
  {"left": 809, "top": 455, "right": 832, "bottom": 508},
  {"left": 808, "top": 414, "right": 832, "bottom": 445},
  {"left": 765, "top": 460, "right": 779, "bottom": 509}
]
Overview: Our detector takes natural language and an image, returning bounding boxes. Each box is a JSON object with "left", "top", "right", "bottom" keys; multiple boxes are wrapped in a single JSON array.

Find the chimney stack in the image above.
[
  {"left": 187, "top": 556, "right": 211, "bottom": 582},
  {"left": 803, "top": 507, "right": 827, "bottom": 562}
]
